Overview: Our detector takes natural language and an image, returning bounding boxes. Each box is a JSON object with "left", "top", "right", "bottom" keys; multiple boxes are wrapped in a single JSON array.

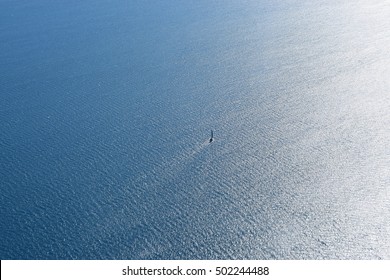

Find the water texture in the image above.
[{"left": 0, "top": 0, "right": 389, "bottom": 259}]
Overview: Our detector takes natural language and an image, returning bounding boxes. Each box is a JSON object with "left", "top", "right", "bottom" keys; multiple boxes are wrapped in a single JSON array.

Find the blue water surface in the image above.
[{"left": 1, "top": 0, "right": 389, "bottom": 259}]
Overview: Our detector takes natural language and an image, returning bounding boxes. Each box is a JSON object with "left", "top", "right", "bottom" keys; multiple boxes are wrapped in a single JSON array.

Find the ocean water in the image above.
[{"left": 1, "top": 0, "right": 389, "bottom": 259}]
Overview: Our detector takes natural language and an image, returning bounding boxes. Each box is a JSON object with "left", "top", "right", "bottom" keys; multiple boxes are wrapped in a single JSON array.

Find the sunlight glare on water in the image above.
[{"left": 0, "top": 0, "right": 389, "bottom": 259}]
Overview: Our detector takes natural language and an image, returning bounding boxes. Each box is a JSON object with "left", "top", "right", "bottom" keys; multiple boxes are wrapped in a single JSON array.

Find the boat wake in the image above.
[
  {"left": 134, "top": 132, "right": 215, "bottom": 190},
  {"left": 188, "top": 139, "right": 212, "bottom": 158}
]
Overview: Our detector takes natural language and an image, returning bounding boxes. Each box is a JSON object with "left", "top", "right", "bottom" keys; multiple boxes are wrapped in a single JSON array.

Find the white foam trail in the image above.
[{"left": 188, "top": 139, "right": 212, "bottom": 158}]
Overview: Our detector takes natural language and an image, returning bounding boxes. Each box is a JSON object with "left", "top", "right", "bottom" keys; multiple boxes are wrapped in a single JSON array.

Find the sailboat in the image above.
[{"left": 209, "top": 130, "right": 214, "bottom": 143}]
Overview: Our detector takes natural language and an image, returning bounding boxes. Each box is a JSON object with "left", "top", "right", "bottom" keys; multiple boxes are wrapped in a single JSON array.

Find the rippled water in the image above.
[{"left": 1, "top": 0, "right": 389, "bottom": 259}]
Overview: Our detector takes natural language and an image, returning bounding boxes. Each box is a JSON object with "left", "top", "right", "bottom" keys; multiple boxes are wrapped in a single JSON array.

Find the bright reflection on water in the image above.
[{"left": 0, "top": 0, "right": 389, "bottom": 259}]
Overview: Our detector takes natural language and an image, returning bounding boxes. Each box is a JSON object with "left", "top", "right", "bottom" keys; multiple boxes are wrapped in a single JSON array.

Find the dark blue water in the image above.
[{"left": 1, "top": 0, "right": 389, "bottom": 259}]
